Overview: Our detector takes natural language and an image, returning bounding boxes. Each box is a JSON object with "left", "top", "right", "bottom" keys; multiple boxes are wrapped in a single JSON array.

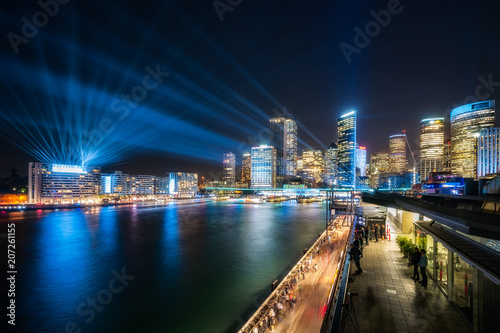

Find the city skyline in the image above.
[{"left": 1, "top": 1, "right": 500, "bottom": 178}]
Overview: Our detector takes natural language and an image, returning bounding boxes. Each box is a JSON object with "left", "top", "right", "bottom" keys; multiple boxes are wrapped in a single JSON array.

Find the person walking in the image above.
[
  {"left": 349, "top": 244, "right": 363, "bottom": 273},
  {"left": 411, "top": 247, "right": 421, "bottom": 280},
  {"left": 418, "top": 249, "right": 428, "bottom": 287},
  {"left": 374, "top": 224, "right": 379, "bottom": 242},
  {"left": 364, "top": 227, "right": 369, "bottom": 246},
  {"left": 380, "top": 224, "right": 385, "bottom": 240},
  {"left": 353, "top": 235, "right": 360, "bottom": 249}
]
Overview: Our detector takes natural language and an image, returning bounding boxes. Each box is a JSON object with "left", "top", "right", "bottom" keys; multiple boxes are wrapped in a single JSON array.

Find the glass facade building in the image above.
[
  {"left": 251, "top": 145, "right": 277, "bottom": 189},
  {"left": 477, "top": 127, "right": 500, "bottom": 178},
  {"left": 356, "top": 146, "right": 367, "bottom": 177},
  {"left": 269, "top": 117, "right": 298, "bottom": 185},
  {"left": 242, "top": 152, "right": 251, "bottom": 184},
  {"left": 369, "top": 152, "right": 389, "bottom": 188},
  {"left": 420, "top": 118, "right": 445, "bottom": 182},
  {"left": 451, "top": 100, "right": 495, "bottom": 178},
  {"left": 222, "top": 153, "right": 236, "bottom": 187},
  {"left": 337, "top": 111, "right": 356, "bottom": 188},
  {"left": 389, "top": 134, "right": 407, "bottom": 174}
]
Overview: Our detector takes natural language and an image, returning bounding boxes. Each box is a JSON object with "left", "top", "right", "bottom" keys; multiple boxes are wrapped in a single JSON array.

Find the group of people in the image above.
[
  {"left": 251, "top": 225, "right": 340, "bottom": 332},
  {"left": 410, "top": 247, "right": 429, "bottom": 287}
]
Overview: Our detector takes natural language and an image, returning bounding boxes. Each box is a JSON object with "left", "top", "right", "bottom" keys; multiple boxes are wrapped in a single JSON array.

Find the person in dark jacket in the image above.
[
  {"left": 374, "top": 224, "right": 380, "bottom": 242},
  {"left": 364, "top": 227, "right": 369, "bottom": 245},
  {"left": 349, "top": 244, "right": 363, "bottom": 273},
  {"left": 411, "top": 247, "right": 421, "bottom": 280}
]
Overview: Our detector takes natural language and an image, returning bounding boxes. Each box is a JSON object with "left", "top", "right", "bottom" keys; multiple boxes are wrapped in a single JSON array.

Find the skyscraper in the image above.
[
  {"left": 419, "top": 118, "right": 444, "bottom": 182},
  {"left": 269, "top": 117, "right": 297, "bottom": 185},
  {"left": 241, "top": 153, "right": 251, "bottom": 184},
  {"left": 301, "top": 149, "right": 325, "bottom": 185},
  {"left": 477, "top": 127, "right": 500, "bottom": 178},
  {"left": 251, "top": 146, "right": 277, "bottom": 189},
  {"left": 389, "top": 134, "right": 406, "bottom": 174},
  {"left": 222, "top": 153, "right": 236, "bottom": 186},
  {"left": 356, "top": 146, "right": 367, "bottom": 177},
  {"left": 337, "top": 111, "right": 356, "bottom": 188},
  {"left": 451, "top": 100, "right": 495, "bottom": 178},
  {"left": 324, "top": 142, "right": 338, "bottom": 186},
  {"left": 369, "top": 152, "right": 389, "bottom": 188}
]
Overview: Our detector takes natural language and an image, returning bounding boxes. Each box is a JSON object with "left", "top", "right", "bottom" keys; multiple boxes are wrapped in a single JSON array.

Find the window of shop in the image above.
[
  {"left": 453, "top": 257, "right": 474, "bottom": 323},
  {"left": 434, "top": 241, "right": 449, "bottom": 293}
]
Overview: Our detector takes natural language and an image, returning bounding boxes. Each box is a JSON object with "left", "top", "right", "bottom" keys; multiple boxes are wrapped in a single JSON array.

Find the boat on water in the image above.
[{"left": 227, "top": 196, "right": 265, "bottom": 204}]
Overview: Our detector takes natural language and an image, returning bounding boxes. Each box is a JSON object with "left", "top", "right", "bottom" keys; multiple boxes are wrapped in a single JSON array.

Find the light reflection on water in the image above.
[{"left": 3, "top": 201, "right": 326, "bottom": 332}]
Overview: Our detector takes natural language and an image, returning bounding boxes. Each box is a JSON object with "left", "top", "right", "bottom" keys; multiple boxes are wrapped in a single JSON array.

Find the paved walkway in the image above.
[
  {"left": 274, "top": 224, "right": 351, "bottom": 333},
  {"left": 343, "top": 219, "right": 473, "bottom": 333}
]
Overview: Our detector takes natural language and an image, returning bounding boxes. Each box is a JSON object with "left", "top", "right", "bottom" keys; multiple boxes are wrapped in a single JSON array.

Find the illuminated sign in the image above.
[{"left": 51, "top": 164, "right": 86, "bottom": 174}]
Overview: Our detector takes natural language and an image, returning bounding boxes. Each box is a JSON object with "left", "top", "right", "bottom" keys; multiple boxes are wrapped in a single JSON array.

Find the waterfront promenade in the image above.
[
  {"left": 343, "top": 219, "right": 472, "bottom": 333},
  {"left": 239, "top": 215, "right": 352, "bottom": 333}
]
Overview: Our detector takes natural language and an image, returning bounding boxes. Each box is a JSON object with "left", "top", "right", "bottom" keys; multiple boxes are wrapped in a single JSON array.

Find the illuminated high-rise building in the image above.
[
  {"left": 389, "top": 133, "right": 406, "bottom": 174},
  {"left": 356, "top": 146, "right": 367, "bottom": 177},
  {"left": 337, "top": 111, "right": 356, "bottom": 188},
  {"left": 369, "top": 152, "right": 389, "bottom": 188},
  {"left": 222, "top": 153, "right": 236, "bottom": 186},
  {"left": 269, "top": 117, "right": 298, "bottom": 185},
  {"left": 419, "top": 118, "right": 445, "bottom": 182},
  {"left": 443, "top": 140, "right": 452, "bottom": 172},
  {"left": 241, "top": 153, "right": 251, "bottom": 183},
  {"left": 451, "top": 100, "right": 495, "bottom": 178},
  {"left": 251, "top": 145, "right": 277, "bottom": 189},
  {"left": 302, "top": 149, "right": 325, "bottom": 185},
  {"left": 477, "top": 127, "right": 500, "bottom": 178},
  {"left": 324, "top": 142, "right": 338, "bottom": 186}
]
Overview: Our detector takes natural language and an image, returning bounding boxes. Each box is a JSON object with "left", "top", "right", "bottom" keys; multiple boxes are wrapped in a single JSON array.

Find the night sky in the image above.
[{"left": 1, "top": 0, "right": 500, "bottom": 178}]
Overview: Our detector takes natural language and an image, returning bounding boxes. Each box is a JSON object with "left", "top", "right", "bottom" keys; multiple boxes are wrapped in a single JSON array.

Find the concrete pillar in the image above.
[{"left": 401, "top": 211, "right": 415, "bottom": 234}]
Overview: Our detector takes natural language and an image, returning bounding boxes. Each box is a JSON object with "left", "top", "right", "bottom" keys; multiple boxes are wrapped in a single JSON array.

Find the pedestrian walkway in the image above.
[
  {"left": 343, "top": 220, "right": 473, "bottom": 333},
  {"left": 274, "top": 225, "right": 350, "bottom": 333},
  {"left": 240, "top": 215, "right": 353, "bottom": 333}
]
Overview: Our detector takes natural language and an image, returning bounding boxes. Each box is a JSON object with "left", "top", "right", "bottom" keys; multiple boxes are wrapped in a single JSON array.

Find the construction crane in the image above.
[{"left": 403, "top": 130, "right": 419, "bottom": 185}]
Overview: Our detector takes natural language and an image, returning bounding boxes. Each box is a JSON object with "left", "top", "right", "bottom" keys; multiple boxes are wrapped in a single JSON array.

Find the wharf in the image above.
[{"left": 343, "top": 219, "right": 472, "bottom": 333}]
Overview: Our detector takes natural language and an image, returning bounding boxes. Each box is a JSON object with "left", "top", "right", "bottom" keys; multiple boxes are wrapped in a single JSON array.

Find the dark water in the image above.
[{"left": 2, "top": 200, "right": 326, "bottom": 333}]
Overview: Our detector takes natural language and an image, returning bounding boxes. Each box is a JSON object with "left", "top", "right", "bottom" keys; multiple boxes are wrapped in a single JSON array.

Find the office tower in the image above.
[
  {"left": 337, "top": 111, "right": 356, "bottom": 188},
  {"left": 477, "top": 127, "right": 500, "bottom": 178},
  {"left": 302, "top": 149, "right": 325, "bottom": 185},
  {"left": 28, "top": 163, "right": 101, "bottom": 204},
  {"left": 419, "top": 118, "right": 445, "bottom": 182},
  {"left": 251, "top": 145, "right": 277, "bottom": 188},
  {"left": 269, "top": 117, "right": 298, "bottom": 185},
  {"left": 389, "top": 133, "right": 407, "bottom": 174},
  {"left": 442, "top": 140, "right": 452, "bottom": 172},
  {"left": 369, "top": 152, "right": 389, "bottom": 188},
  {"left": 222, "top": 153, "right": 236, "bottom": 186},
  {"left": 356, "top": 146, "right": 367, "bottom": 177},
  {"left": 169, "top": 172, "right": 198, "bottom": 198},
  {"left": 324, "top": 142, "right": 338, "bottom": 186},
  {"left": 451, "top": 100, "right": 495, "bottom": 178},
  {"left": 242, "top": 153, "right": 251, "bottom": 183}
]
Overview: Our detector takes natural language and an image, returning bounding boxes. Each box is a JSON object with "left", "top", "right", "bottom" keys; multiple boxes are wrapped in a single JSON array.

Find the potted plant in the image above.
[{"left": 403, "top": 241, "right": 415, "bottom": 259}]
